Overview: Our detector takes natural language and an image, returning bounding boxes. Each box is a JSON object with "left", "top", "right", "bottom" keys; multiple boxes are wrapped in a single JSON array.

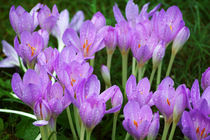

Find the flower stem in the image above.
[
  {"left": 161, "top": 118, "right": 171, "bottom": 140},
  {"left": 132, "top": 57, "right": 136, "bottom": 76},
  {"left": 112, "top": 113, "right": 118, "bottom": 140},
  {"left": 73, "top": 106, "right": 81, "bottom": 137},
  {"left": 86, "top": 129, "right": 92, "bottom": 140},
  {"left": 149, "top": 68, "right": 157, "bottom": 85},
  {"left": 138, "top": 65, "right": 144, "bottom": 82},
  {"left": 168, "top": 121, "right": 177, "bottom": 140},
  {"left": 66, "top": 106, "right": 78, "bottom": 140},
  {"left": 90, "top": 58, "right": 95, "bottom": 68},
  {"left": 124, "top": 132, "right": 130, "bottom": 140},
  {"left": 166, "top": 53, "right": 176, "bottom": 76},
  {"left": 58, "top": 39, "right": 65, "bottom": 52},
  {"left": 80, "top": 123, "right": 85, "bottom": 140},
  {"left": 40, "top": 125, "right": 48, "bottom": 140},
  {"left": 122, "top": 52, "right": 128, "bottom": 91},
  {"left": 107, "top": 51, "right": 113, "bottom": 71},
  {"left": 156, "top": 61, "right": 162, "bottom": 89}
]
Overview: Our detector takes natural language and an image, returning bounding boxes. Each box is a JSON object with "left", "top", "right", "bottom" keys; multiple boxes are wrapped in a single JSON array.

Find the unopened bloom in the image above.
[
  {"left": 0, "top": 40, "right": 20, "bottom": 68},
  {"left": 91, "top": 11, "right": 106, "bottom": 31},
  {"left": 152, "top": 41, "right": 166, "bottom": 69},
  {"left": 123, "top": 101, "right": 160, "bottom": 140},
  {"left": 172, "top": 26, "right": 190, "bottom": 55},
  {"left": 104, "top": 26, "right": 117, "bottom": 53},
  {"left": 126, "top": 75, "right": 153, "bottom": 107},
  {"left": 63, "top": 20, "right": 107, "bottom": 59},
  {"left": 181, "top": 109, "right": 210, "bottom": 140},
  {"left": 201, "top": 67, "right": 210, "bottom": 90},
  {"left": 38, "top": 5, "right": 59, "bottom": 32},
  {"left": 101, "top": 65, "right": 111, "bottom": 87},
  {"left": 14, "top": 31, "right": 44, "bottom": 66}
]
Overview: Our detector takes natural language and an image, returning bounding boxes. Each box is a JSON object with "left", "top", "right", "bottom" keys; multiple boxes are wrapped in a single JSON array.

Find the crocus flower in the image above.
[
  {"left": 126, "top": 75, "right": 153, "bottom": 107},
  {"left": 172, "top": 26, "right": 190, "bottom": 55},
  {"left": 101, "top": 65, "right": 111, "bottom": 87},
  {"left": 62, "top": 20, "right": 107, "bottom": 59},
  {"left": 38, "top": 4, "right": 59, "bottom": 32},
  {"left": 123, "top": 101, "right": 160, "bottom": 140},
  {"left": 153, "top": 6, "right": 185, "bottom": 44},
  {"left": 70, "top": 75, "right": 123, "bottom": 129},
  {"left": 37, "top": 47, "right": 59, "bottom": 73},
  {"left": 38, "top": 29, "right": 49, "bottom": 48},
  {"left": 69, "top": 11, "right": 84, "bottom": 32},
  {"left": 152, "top": 41, "right": 166, "bottom": 69},
  {"left": 201, "top": 67, "right": 210, "bottom": 90},
  {"left": 104, "top": 26, "right": 117, "bottom": 54},
  {"left": 14, "top": 31, "right": 44, "bottom": 66},
  {"left": 113, "top": 0, "right": 160, "bottom": 27},
  {"left": 9, "top": 5, "right": 38, "bottom": 35},
  {"left": 153, "top": 77, "right": 187, "bottom": 122},
  {"left": 181, "top": 109, "right": 210, "bottom": 140},
  {"left": 0, "top": 40, "right": 20, "bottom": 68},
  {"left": 91, "top": 11, "right": 106, "bottom": 31}
]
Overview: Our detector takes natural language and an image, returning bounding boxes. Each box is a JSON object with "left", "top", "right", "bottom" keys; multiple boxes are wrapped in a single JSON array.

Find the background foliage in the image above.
[{"left": 0, "top": 0, "right": 209, "bottom": 139}]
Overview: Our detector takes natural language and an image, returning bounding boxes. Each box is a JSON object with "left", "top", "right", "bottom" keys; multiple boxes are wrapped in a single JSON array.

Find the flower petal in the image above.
[
  {"left": 125, "top": 0, "right": 139, "bottom": 21},
  {"left": 113, "top": 4, "right": 126, "bottom": 23}
]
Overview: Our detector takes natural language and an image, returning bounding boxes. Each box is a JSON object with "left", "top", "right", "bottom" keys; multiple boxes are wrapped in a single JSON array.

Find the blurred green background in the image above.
[{"left": 0, "top": 0, "right": 209, "bottom": 139}]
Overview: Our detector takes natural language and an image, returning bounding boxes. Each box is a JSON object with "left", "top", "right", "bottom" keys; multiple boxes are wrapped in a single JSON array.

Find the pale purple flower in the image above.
[
  {"left": 69, "top": 11, "right": 85, "bottom": 32},
  {"left": 14, "top": 31, "right": 44, "bottom": 66},
  {"left": 63, "top": 20, "right": 107, "bottom": 59},
  {"left": 38, "top": 29, "right": 49, "bottom": 48},
  {"left": 152, "top": 41, "right": 166, "bottom": 69},
  {"left": 0, "top": 40, "right": 20, "bottom": 68},
  {"left": 172, "top": 26, "right": 190, "bottom": 54},
  {"left": 104, "top": 26, "right": 117, "bottom": 53},
  {"left": 126, "top": 75, "right": 153, "bottom": 107},
  {"left": 91, "top": 11, "right": 106, "bottom": 31},
  {"left": 201, "top": 67, "right": 210, "bottom": 90},
  {"left": 101, "top": 65, "right": 111, "bottom": 87},
  {"left": 38, "top": 5, "right": 59, "bottom": 32},
  {"left": 123, "top": 101, "right": 160, "bottom": 140}
]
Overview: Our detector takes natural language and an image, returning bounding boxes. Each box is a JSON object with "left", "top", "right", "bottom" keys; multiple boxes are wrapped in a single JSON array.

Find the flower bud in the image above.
[
  {"left": 148, "top": 112, "right": 160, "bottom": 140},
  {"left": 201, "top": 67, "right": 210, "bottom": 90},
  {"left": 91, "top": 11, "right": 106, "bottom": 31},
  {"left": 104, "top": 26, "right": 117, "bottom": 53},
  {"left": 172, "top": 26, "right": 190, "bottom": 55},
  {"left": 152, "top": 41, "right": 166, "bottom": 69},
  {"left": 111, "top": 86, "right": 123, "bottom": 110},
  {"left": 101, "top": 65, "right": 111, "bottom": 87}
]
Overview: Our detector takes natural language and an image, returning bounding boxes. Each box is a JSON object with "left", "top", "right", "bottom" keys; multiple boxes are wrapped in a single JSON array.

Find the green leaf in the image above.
[{"left": 0, "top": 118, "right": 4, "bottom": 131}]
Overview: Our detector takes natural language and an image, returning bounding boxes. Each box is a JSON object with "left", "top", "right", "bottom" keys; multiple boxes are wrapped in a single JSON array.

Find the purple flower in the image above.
[
  {"left": 201, "top": 67, "right": 210, "bottom": 90},
  {"left": 37, "top": 47, "right": 59, "bottom": 73},
  {"left": 69, "top": 11, "right": 85, "bottom": 32},
  {"left": 38, "top": 29, "right": 49, "bottom": 48},
  {"left": 0, "top": 40, "right": 20, "bottom": 68},
  {"left": 14, "top": 31, "right": 44, "bottom": 66},
  {"left": 30, "top": 3, "right": 43, "bottom": 29},
  {"left": 104, "top": 26, "right": 117, "bottom": 53},
  {"left": 152, "top": 41, "right": 166, "bottom": 69},
  {"left": 126, "top": 75, "right": 153, "bottom": 107},
  {"left": 38, "top": 5, "right": 59, "bottom": 32},
  {"left": 91, "top": 11, "right": 106, "bottom": 31},
  {"left": 62, "top": 20, "right": 107, "bottom": 59},
  {"left": 153, "top": 6, "right": 185, "bottom": 43},
  {"left": 181, "top": 109, "right": 210, "bottom": 140},
  {"left": 153, "top": 77, "right": 187, "bottom": 122},
  {"left": 69, "top": 75, "right": 123, "bottom": 129},
  {"left": 101, "top": 65, "right": 111, "bottom": 87},
  {"left": 172, "top": 26, "right": 190, "bottom": 54},
  {"left": 122, "top": 101, "right": 160, "bottom": 140},
  {"left": 9, "top": 5, "right": 37, "bottom": 35}
]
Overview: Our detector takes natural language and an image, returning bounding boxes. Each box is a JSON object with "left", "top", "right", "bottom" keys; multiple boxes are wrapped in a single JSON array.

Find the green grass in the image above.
[{"left": 0, "top": 0, "right": 209, "bottom": 139}]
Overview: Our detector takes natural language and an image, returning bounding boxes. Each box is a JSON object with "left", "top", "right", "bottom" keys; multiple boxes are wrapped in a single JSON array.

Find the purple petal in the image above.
[
  {"left": 0, "top": 58, "right": 19, "bottom": 68},
  {"left": 190, "top": 79, "right": 200, "bottom": 109},
  {"left": 91, "top": 11, "right": 106, "bottom": 31},
  {"left": 23, "top": 69, "right": 40, "bottom": 85},
  {"left": 157, "top": 76, "right": 174, "bottom": 90},
  {"left": 201, "top": 67, "right": 210, "bottom": 90},
  {"left": 99, "top": 85, "right": 118, "bottom": 103},
  {"left": 69, "top": 11, "right": 84, "bottom": 32},
  {"left": 148, "top": 112, "right": 160, "bottom": 140},
  {"left": 126, "top": 75, "right": 137, "bottom": 100},
  {"left": 125, "top": 0, "right": 139, "bottom": 21},
  {"left": 33, "top": 120, "right": 48, "bottom": 126},
  {"left": 11, "top": 73, "right": 23, "bottom": 99},
  {"left": 113, "top": 4, "right": 126, "bottom": 23},
  {"left": 85, "top": 75, "right": 100, "bottom": 98}
]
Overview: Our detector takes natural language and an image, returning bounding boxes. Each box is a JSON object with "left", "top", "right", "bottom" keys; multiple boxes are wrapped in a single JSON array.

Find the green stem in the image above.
[
  {"left": 40, "top": 126, "right": 48, "bottom": 140},
  {"left": 161, "top": 119, "right": 171, "bottom": 140},
  {"left": 107, "top": 51, "right": 113, "bottom": 71},
  {"left": 124, "top": 132, "right": 130, "bottom": 140},
  {"left": 138, "top": 65, "right": 144, "bottom": 82},
  {"left": 86, "top": 129, "right": 92, "bottom": 140},
  {"left": 90, "top": 58, "right": 95, "bottom": 68},
  {"left": 58, "top": 38, "right": 65, "bottom": 52},
  {"left": 132, "top": 57, "right": 136, "bottom": 76},
  {"left": 149, "top": 68, "right": 156, "bottom": 85},
  {"left": 166, "top": 53, "right": 176, "bottom": 76},
  {"left": 74, "top": 106, "right": 81, "bottom": 137},
  {"left": 66, "top": 106, "right": 78, "bottom": 140},
  {"left": 122, "top": 52, "right": 128, "bottom": 91},
  {"left": 156, "top": 61, "right": 162, "bottom": 89},
  {"left": 168, "top": 121, "right": 177, "bottom": 140},
  {"left": 112, "top": 113, "right": 118, "bottom": 140},
  {"left": 80, "top": 123, "right": 85, "bottom": 140}
]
